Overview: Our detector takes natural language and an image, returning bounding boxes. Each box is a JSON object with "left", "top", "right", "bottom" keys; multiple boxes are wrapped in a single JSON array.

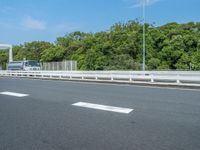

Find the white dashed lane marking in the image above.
[
  {"left": 0, "top": 91, "right": 29, "bottom": 97},
  {"left": 72, "top": 102, "right": 133, "bottom": 114}
]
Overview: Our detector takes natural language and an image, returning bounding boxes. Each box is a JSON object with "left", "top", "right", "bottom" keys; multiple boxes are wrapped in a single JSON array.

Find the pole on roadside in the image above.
[{"left": 142, "top": 0, "right": 146, "bottom": 71}]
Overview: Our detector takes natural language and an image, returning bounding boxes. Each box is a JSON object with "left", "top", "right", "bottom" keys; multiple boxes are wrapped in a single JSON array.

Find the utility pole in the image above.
[{"left": 142, "top": 0, "right": 146, "bottom": 71}]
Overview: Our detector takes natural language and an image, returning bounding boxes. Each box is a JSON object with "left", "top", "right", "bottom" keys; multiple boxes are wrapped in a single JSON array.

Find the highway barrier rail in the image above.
[{"left": 0, "top": 70, "right": 200, "bottom": 87}]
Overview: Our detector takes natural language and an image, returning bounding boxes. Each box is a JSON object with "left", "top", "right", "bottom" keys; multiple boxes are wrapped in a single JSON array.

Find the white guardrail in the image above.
[{"left": 0, "top": 70, "right": 200, "bottom": 86}]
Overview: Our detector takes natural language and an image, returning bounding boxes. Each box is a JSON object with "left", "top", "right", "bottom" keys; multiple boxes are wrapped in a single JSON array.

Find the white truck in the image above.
[{"left": 7, "top": 60, "right": 41, "bottom": 71}]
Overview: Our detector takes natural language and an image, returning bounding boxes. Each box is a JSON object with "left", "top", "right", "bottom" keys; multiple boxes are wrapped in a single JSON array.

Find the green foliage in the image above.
[
  {"left": 147, "top": 58, "right": 161, "bottom": 70},
  {"left": 0, "top": 50, "right": 9, "bottom": 69},
  {"left": 1, "top": 21, "right": 200, "bottom": 70},
  {"left": 13, "top": 41, "right": 54, "bottom": 61},
  {"left": 191, "top": 50, "right": 200, "bottom": 70},
  {"left": 41, "top": 46, "right": 65, "bottom": 62},
  {"left": 175, "top": 53, "right": 191, "bottom": 70}
]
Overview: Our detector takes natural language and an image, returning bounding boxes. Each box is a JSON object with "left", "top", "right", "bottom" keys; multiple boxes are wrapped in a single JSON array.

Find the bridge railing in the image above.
[{"left": 0, "top": 70, "right": 200, "bottom": 86}]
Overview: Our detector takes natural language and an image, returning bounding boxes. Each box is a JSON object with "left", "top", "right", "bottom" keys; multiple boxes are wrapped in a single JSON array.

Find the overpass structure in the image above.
[{"left": 0, "top": 44, "right": 13, "bottom": 62}]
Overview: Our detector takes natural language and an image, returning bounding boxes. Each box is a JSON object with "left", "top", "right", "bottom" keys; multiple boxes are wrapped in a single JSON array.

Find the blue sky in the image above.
[{"left": 0, "top": 0, "right": 199, "bottom": 45}]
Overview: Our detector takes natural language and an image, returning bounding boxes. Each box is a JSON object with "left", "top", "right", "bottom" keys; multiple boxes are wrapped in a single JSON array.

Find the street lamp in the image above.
[{"left": 142, "top": 0, "right": 146, "bottom": 71}]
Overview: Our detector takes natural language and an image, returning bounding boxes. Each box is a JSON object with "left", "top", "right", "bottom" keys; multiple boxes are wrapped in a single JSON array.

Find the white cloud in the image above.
[
  {"left": 125, "top": 0, "right": 161, "bottom": 8},
  {"left": 22, "top": 16, "right": 46, "bottom": 30}
]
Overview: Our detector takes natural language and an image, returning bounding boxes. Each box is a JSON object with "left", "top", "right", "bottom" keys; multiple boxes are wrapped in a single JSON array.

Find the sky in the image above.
[{"left": 0, "top": 0, "right": 200, "bottom": 45}]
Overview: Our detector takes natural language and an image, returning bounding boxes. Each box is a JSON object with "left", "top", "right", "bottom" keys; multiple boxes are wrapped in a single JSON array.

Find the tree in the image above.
[
  {"left": 13, "top": 41, "right": 54, "bottom": 61},
  {"left": 191, "top": 50, "right": 200, "bottom": 70},
  {"left": 3, "top": 20, "right": 200, "bottom": 71},
  {"left": 147, "top": 58, "right": 161, "bottom": 70},
  {"left": 41, "top": 46, "right": 65, "bottom": 62},
  {"left": 0, "top": 50, "right": 9, "bottom": 69}
]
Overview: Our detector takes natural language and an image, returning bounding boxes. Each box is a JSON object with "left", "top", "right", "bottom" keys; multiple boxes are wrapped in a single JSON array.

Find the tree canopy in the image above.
[{"left": 1, "top": 21, "right": 200, "bottom": 70}]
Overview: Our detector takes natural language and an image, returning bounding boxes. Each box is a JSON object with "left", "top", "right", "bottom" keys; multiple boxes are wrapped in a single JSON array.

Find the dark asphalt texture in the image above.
[{"left": 0, "top": 77, "right": 200, "bottom": 150}]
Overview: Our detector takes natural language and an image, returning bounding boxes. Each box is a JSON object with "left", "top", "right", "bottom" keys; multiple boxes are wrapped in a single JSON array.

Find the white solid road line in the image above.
[
  {"left": 72, "top": 102, "right": 133, "bottom": 114},
  {"left": 0, "top": 91, "right": 29, "bottom": 97}
]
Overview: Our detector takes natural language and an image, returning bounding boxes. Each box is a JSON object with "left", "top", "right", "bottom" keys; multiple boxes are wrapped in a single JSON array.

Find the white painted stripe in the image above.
[
  {"left": 0, "top": 91, "right": 29, "bottom": 97},
  {"left": 72, "top": 102, "right": 133, "bottom": 114}
]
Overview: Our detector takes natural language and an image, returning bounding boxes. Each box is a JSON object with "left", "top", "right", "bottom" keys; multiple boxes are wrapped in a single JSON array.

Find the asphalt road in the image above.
[{"left": 0, "top": 77, "right": 200, "bottom": 150}]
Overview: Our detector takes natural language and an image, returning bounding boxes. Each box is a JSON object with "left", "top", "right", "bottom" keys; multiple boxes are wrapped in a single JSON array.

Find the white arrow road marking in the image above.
[
  {"left": 72, "top": 102, "right": 133, "bottom": 114},
  {"left": 0, "top": 91, "right": 29, "bottom": 97}
]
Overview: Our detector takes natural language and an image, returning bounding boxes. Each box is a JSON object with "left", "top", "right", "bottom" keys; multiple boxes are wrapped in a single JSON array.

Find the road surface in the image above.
[{"left": 0, "top": 77, "right": 200, "bottom": 150}]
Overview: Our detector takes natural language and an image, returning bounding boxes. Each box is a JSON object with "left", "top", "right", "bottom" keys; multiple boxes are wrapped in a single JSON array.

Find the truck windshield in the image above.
[{"left": 26, "top": 61, "right": 40, "bottom": 67}]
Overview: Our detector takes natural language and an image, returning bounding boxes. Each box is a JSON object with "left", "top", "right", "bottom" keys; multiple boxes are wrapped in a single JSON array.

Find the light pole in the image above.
[{"left": 142, "top": 0, "right": 146, "bottom": 71}]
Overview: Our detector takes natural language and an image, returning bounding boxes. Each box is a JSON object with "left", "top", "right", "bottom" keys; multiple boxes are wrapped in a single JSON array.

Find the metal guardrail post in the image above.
[
  {"left": 129, "top": 72, "right": 132, "bottom": 82},
  {"left": 176, "top": 74, "right": 180, "bottom": 84},
  {"left": 151, "top": 74, "right": 154, "bottom": 83},
  {"left": 95, "top": 76, "right": 98, "bottom": 80},
  {"left": 111, "top": 73, "right": 114, "bottom": 81}
]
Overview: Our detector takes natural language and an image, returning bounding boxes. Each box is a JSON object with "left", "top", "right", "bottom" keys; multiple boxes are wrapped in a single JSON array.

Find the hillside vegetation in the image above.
[{"left": 1, "top": 21, "right": 200, "bottom": 70}]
